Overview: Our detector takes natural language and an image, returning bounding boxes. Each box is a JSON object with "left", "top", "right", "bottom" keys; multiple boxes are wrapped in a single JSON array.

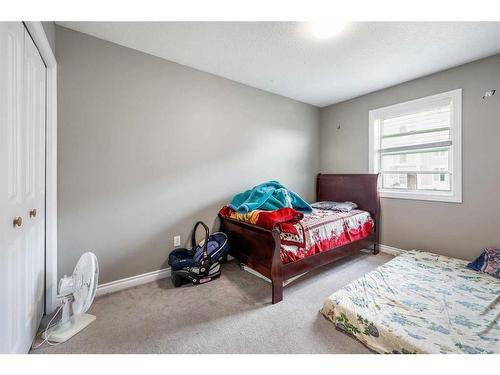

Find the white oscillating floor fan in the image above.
[{"left": 42, "top": 252, "right": 99, "bottom": 343}]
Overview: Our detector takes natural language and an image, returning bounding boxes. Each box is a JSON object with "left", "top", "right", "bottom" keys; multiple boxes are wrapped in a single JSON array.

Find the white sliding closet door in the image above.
[{"left": 0, "top": 22, "right": 46, "bottom": 354}]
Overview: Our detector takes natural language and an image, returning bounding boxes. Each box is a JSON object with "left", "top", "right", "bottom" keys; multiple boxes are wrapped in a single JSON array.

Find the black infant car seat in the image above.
[{"left": 168, "top": 221, "right": 229, "bottom": 287}]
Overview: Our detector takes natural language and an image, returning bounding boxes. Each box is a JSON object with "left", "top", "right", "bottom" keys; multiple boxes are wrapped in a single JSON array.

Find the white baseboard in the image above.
[
  {"left": 379, "top": 244, "right": 407, "bottom": 256},
  {"left": 95, "top": 247, "right": 404, "bottom": 298},
  {"left": 96, "top": 267, "right": 171, "bottom": 297}
]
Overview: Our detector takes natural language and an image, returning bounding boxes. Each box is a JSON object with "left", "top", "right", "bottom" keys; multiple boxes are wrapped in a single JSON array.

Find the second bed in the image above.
[{"left": 320, "top": 250, "right": 500, "bottom": 354}]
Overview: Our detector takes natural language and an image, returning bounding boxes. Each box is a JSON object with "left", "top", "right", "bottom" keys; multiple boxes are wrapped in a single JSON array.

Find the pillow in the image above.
[
  {"left": 467, "top": 248, "right": 500, "bottom": 278},
  {"left": 311, "top": 201, "right": 358, "bottom": 212}
]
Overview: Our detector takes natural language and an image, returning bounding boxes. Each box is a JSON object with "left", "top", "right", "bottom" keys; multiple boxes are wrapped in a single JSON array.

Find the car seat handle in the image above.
[{"left": 192, "top": 221, "right": 210, "bottom": 261}]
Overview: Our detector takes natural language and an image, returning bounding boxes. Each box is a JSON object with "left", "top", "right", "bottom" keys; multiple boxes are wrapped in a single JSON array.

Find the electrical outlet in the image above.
[{"left": 174, "top": 235, "right": 181, "bottom": 247}]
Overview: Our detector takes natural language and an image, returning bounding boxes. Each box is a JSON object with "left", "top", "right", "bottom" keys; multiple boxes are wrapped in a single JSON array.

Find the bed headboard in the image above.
[{"left": 316, "top": 174, "right": 380, "bottom": 220}]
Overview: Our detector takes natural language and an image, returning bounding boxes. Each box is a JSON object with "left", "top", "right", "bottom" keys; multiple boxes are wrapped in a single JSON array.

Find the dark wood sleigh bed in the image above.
[{"left": 218, "top": 174, "right": 380, "bottom": 304}]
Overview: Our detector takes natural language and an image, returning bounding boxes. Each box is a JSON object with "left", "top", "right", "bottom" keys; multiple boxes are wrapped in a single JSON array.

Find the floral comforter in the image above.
[{"left": 320, "top": 250, "right": 500, "bottom": 354}]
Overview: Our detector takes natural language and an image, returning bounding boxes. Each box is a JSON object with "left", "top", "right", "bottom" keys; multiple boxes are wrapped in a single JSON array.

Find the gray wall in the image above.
[
  {"left": 56, "top": 22, "right": 500, "bottom": 282},
  {"left": 320, "top": 53, "right": 500, "bottom": 260},
  {"left": 41, "top": 22, "right": 55, "bottom": 54},
  {"left": 56, "top": 26, "right": 320, "bottom": 283}
]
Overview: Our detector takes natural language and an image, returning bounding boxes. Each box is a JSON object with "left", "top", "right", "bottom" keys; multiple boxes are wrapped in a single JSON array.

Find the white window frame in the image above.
[{"left": 369, "top": 89, "right": 462, "bottom": 203}]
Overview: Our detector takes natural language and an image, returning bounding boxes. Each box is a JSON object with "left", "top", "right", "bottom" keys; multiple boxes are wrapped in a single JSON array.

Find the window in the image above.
[{"left": 369, "top": 89, "right": 462, "bottom": 202}]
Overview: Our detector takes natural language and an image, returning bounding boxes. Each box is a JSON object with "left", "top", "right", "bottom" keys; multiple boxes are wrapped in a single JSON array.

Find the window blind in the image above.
[{"left": 374, "top": 100, "right": 453, "bottom": 192}]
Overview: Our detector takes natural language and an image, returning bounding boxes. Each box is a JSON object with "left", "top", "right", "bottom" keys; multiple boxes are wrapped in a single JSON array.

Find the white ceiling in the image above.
[{"left": 57, "top": 22, "right": 500, "bottom": 107}]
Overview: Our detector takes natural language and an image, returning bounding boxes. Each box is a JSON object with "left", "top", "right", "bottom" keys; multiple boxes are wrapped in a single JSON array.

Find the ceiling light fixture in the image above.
[{"left": 309, "top": 21, "right": 348, "bottom": 39}]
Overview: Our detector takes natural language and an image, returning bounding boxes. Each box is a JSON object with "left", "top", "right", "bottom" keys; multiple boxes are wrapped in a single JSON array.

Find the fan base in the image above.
[{"left": 43, "top": 313, "right": 96, "bottom": 343}]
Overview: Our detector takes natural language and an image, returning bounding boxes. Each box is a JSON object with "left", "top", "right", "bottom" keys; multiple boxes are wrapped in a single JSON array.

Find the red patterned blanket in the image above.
[
  {"left": 219, "top": 206, "right": 306, "bottom": 246},
  {"left": 279, "top": 209, "right": 373, "bottom": 263},
  {"left": 219, "top": 206, "right": 373, "bottom": 263}
]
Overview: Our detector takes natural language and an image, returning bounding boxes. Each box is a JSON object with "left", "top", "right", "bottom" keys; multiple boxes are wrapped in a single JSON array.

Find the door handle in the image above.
[
  {"left": 29, "top": 208, "right": 37, "bottom": 218},
  {"left": 13, "top": 217, "right": 22, "bottom": 227}
]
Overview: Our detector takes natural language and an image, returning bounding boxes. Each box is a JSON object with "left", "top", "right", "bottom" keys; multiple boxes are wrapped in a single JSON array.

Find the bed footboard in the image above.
[{"left": 219, "top": 216, "right": 284, "bottom": 303}]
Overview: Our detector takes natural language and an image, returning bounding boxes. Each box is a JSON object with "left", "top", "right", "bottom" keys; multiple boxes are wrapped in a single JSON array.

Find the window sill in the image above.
[{"left": 379, "top": 190, "right": 462, "bottom": 203}]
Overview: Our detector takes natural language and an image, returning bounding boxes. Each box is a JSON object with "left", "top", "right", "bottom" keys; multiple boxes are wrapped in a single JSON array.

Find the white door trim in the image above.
[{"left": 23, "top": 22, "right": 58, "bottom": 314}]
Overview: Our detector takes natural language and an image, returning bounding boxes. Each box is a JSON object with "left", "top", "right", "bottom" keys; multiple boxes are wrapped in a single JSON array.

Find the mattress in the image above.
[
  {"left": 320, "top": 250, "right": 500, "bottom": 354},
  {"left": 280, "top": 208, "right": 373, "bottom": 263}
]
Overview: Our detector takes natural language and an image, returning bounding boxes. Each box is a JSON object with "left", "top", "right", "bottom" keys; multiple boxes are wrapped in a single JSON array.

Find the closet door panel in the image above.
[
  {"left": 0, "top": 22, "right": 25, "bottom": 354},
  {"left": 5, "top": 27, "right": 23, "bottom": 202},
  {"left": 0, "top": 23, "right": 46, "bottom": 353},
  {"left": 22, "top": 28, "right": 46, "bottom": 349}
]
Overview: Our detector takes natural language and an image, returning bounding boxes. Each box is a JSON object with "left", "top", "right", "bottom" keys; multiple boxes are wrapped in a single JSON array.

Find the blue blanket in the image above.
[{"left": 229, "top": 181, "right": 312, "bottom": 213}]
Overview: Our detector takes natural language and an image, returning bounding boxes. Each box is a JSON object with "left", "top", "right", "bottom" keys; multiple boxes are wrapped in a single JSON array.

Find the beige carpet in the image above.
[{"left": 32, "top": 251, "right": 392, "bottom": 354}]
